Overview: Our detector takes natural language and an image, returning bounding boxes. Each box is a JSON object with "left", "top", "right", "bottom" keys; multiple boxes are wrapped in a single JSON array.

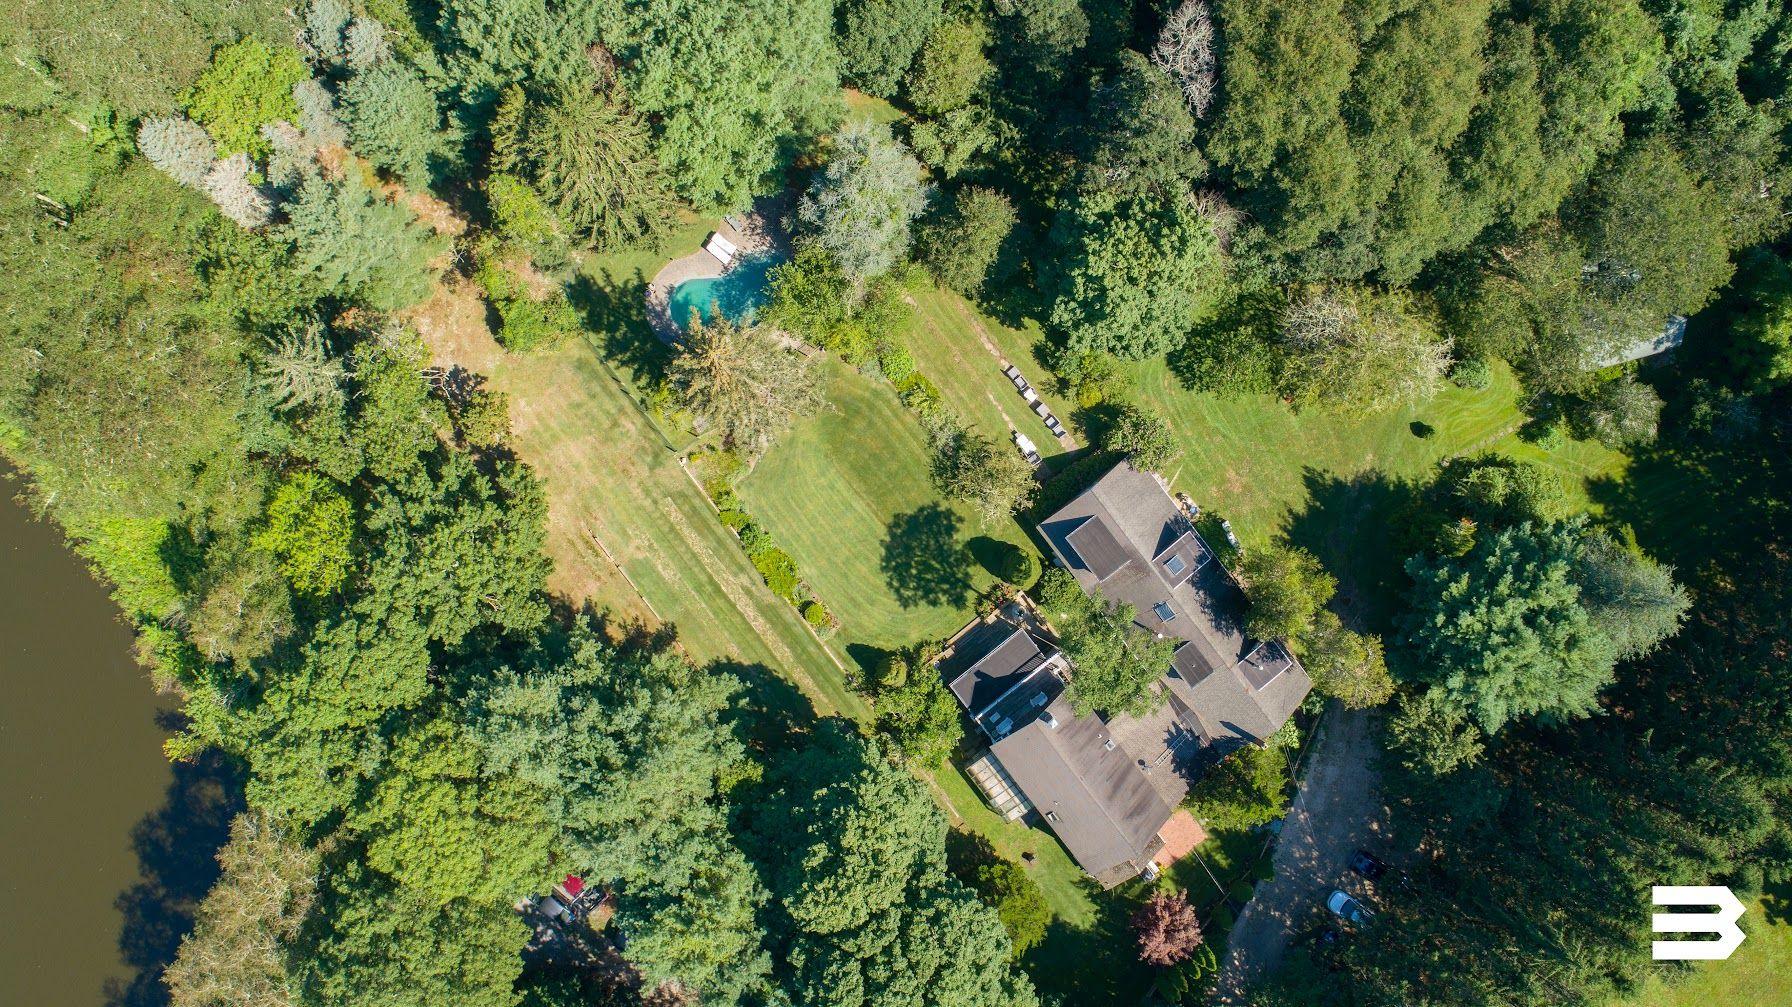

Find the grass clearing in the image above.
[
  {"left": 1620, "top": 885, "right": 1792, "bottom": 1007},
  {"left": 1121, "top": 355, "right": 1631, "bottom": 626},
  {"left": 903, "top": 286, "right": 1072, "bottom": 462},
  {"left": 485, "top": 337, "right": 866, "bottom": 721},
  {"left": 931, "top": 757, "right": 1156, "bottom": 1004},
  {"left": 737, "top": 357, "right": 1035, "bottom": 673},
  {"left": 844, "top": 88, "right": 905, "bottom": 128}
]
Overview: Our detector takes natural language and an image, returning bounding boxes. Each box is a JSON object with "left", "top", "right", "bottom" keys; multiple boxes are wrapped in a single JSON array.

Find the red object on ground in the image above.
[{"left": 563, "top": 875, "right": 584, "bottom": 896}]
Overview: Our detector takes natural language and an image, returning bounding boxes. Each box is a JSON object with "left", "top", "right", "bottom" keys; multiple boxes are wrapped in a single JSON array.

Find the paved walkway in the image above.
[
  {"left": 645, "top": 192, "right": 790, "bottom": 341},
  {"left": 1210, "top": 706, "right": 1390, "bottom": 1004}
]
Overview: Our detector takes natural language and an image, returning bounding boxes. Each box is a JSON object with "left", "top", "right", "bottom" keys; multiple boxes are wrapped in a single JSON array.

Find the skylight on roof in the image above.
[
  {"left": 1153, "top": 601, "right": 1177, "bottom": 623},
  {"left": 1164, "top": 554, "right": 1186, "bottom": 575}
]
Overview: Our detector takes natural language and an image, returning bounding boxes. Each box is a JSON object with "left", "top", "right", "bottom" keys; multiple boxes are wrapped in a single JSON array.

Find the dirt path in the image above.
[{"left": 1211, "top": 706, "right": 1391, "bottom": 1004}]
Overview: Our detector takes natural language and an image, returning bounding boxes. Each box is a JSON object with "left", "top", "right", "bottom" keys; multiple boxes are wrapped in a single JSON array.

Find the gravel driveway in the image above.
[{"left": 1210, "top": 706, "right": 1390, "bottom": 1004}]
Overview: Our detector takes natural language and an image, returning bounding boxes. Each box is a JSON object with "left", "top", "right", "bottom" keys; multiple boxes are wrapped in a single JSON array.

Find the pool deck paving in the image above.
[{"left": 646, "top": 193, "right": 790, "bottom": 341}]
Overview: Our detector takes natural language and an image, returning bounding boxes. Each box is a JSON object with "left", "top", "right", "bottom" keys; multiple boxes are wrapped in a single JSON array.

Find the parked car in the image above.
[
  {"left": 1326, "top": 889, "right": 1371, "bottom": 925},
  {"left": 1349, "top": 849, "right": 1388, "bottom": 881}
]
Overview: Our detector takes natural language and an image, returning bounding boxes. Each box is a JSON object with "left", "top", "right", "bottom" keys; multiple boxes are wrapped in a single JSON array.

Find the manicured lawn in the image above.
[
  {"left": 737, "top": 357, "right": 1036, "bottom": 673},
  {"left": 1620, "top": 885, "right": 1792, "bottom": 1007},
  {"left": 489, "top": 339, "right": 866, "bottom": 721},
  {"left": 577, "top": 213, "right": 714, "bottom": 298},
  {"left": 902, "top": 286, "right": 1072, "bottom": 463},
  {"left": 930, "top": 756, "right": 1156, "bottom": 1004},
  {"left": 1121, "top": 355, "right": 1632, "bottom": 627}
]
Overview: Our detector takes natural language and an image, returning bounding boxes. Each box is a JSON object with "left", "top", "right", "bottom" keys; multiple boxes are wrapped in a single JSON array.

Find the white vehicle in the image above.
[{"left": 1326, "top": 889, "right": 1371, "bottom": 925}]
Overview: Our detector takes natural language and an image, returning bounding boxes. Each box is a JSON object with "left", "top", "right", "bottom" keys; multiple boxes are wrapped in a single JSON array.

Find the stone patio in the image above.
[{"left": 645, "top": 191, "right": 791, "bottom": 341}]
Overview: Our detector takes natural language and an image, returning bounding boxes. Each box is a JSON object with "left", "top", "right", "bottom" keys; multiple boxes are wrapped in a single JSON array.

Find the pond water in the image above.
[
  {"left": 667, "top": 252, "right": 783, "bottom": 330},
  {"left": 0, "top": 474, "right": 205, "bottom": 1006}
]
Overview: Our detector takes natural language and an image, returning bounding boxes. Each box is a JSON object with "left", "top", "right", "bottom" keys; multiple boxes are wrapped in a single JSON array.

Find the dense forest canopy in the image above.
[{"left": 1, "top": 0, "right": 1789, "bottom": 1004}]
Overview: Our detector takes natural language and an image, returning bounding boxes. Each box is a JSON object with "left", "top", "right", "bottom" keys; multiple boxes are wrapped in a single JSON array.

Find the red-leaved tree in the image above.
[{"left": 1131, "top": 889, "right": 1204, "bottom": 966}]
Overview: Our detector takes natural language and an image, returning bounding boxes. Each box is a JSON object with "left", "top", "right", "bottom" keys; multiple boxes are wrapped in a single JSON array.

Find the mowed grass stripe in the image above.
[
  {"left": 904, "top": 289, "right": 1067, "bottom": 460},
  {"left": 494, "top": 342, "right": 864, "bottom": 719},
  {"left": 1127, "top": 356, "right": 1628, "bottom": 541},
  {"left": 739, "top": 359, "right": 1034, "bottom": 661}
]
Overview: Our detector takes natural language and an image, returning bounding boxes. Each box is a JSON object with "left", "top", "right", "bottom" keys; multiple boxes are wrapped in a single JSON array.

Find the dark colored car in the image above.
[{"left": 1349, "top": 849, "right": 1389, "bottom": 881}]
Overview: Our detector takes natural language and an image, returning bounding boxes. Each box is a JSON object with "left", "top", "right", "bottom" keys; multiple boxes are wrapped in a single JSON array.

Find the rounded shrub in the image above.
[
  {"left": 1000, "top": 546, "right": 1040, "bottom": 589},
  {"left": 752, "top": 548, "right": 800, "bottom": 600},
  {"left": 803, "top": 600, "right": 831, "bottom": 628},
  {"left": 1451, "top": 356, "right": 1492, "bottom": 390},
  {"left": 1520, "top": 416, "right": 1566, "bottom": 450}
]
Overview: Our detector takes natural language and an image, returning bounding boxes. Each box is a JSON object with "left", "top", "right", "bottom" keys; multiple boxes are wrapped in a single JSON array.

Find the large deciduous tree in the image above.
[
  {"left": 1035, "top": 568, "right": 1177, "bottom": 717},
  {"left": 906, "top": 19, "right": 993, "bottom": 115},
  {"left": 1099, "top": 404, "right": 1179, "bottom": 472},
  {"left": 917, "top": 186, "right": 1016, "bottom": 297},
  {"left": 1237, "top": 544, "right": 1335, "bottom": 644},
  {"left": 1132, "top": 890, "right": 1204, "bottom": 966},
  {"left": 797, "top": 123, "right": 932, "bottom": 287},
  {"left": 1276, "top": 285, "right": 1452, "bottom": 414},
  {"left": 1082, "top": 50, "right": 1202, "bottom": 195},
  {"left": 183, "top": 37, "right": 308, "bottom": 158},
  {"left": 610, "top": 0, "right": 842, "bottom": 207},
  {"left": 930, "top": 427, "right": 1037, "bottom": 523},
  {"left": 1152, "top": 0, "right": 1216, "bottom": 118},
  {"left": 837, "top": 0, "right": 946, "bottom": 97},
  {"left": 165, "top": 814, "right": 318, "bottom": 1007},
  {"left": 1046, "top": 186, "right": 1225, "bottom": 359}
]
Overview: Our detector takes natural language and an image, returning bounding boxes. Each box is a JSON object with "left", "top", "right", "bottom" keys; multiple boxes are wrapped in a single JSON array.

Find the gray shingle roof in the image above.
[
  {"left": 989, "top": 693, "right": 1171, "bottom": 886},
  {"left": 1039, "top": 461, "right": 1312, "bottom": 751}
]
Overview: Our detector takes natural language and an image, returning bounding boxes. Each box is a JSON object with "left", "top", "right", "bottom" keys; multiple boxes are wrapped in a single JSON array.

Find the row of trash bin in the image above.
[{"left": 1002, "top": 364, "right": 1066, "bottom": 443}]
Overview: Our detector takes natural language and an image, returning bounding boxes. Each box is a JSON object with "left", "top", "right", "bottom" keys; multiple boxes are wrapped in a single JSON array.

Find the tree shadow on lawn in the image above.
[
  {"left": 845, "top": 643, "right": 895, "bottom": 689},
  {"left": 1282, "top": 466, "right": 1426, "bottom": 636},
  {"left": 1586, "top": 402, "right": 1788, "bottom": 580},
  {"left": 881, "top": 503, "right": 975, "bottom": 609},
  {"left": 566, "top": 267, "right": 671, "bottom": 388},
  {"left": 1023, "top": 874, "right": 1154, "bottom": 1004},
  {"left": 709, "top": 659, "right": 820, "bottom": 756},
  {"left": 103, "top": 742, "right": 246, "bottom": 1007},
  {"left": 966, "top": 534, "right": 1021, "bottom": 581},
  {"left": 1762, "top": 877, "right": 1792, "bottom": 927}
]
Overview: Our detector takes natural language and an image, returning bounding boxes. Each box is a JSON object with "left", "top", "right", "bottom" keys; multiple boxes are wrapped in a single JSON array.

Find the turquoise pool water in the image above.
[{"left": 668, "top": 252, "right": 782, "bottom": 330}]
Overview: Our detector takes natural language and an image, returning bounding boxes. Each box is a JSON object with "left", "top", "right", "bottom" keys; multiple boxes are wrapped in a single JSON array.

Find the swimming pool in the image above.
[{"left": 667, "top": 252, "right": 783, "bottom": 331}]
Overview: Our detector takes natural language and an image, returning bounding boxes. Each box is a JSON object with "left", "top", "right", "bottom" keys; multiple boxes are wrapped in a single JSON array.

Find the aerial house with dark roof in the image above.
[
  {"left": 937, "top": 464, "right": 1312, "bottom": 887},
  {"left": 939, "top": 612, "right": 1176, "bottom": 888},
  {"left": 1038, "top": 461, "right": 1312, "bottom": 756}
]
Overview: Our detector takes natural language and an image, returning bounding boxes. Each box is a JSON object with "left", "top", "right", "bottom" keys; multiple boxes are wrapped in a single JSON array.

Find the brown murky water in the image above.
[{"left": 0, "top": 478, "right": 177, "bottom": 1005}]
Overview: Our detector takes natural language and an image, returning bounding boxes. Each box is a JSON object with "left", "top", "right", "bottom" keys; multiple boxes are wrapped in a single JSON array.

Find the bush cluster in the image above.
[{"left": 475, "top": 257, "right": 580, "bottom": 352}]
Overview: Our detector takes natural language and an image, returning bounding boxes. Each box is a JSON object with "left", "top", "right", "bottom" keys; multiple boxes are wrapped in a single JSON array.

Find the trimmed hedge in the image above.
[{"left": 752, "top": 547, "right": 800, "bottom": 600}]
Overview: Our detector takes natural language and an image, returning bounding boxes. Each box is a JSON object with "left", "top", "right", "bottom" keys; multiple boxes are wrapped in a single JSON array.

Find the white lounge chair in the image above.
[{"left": 704, "top": 232, "right": 738, "bottom": 267}]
